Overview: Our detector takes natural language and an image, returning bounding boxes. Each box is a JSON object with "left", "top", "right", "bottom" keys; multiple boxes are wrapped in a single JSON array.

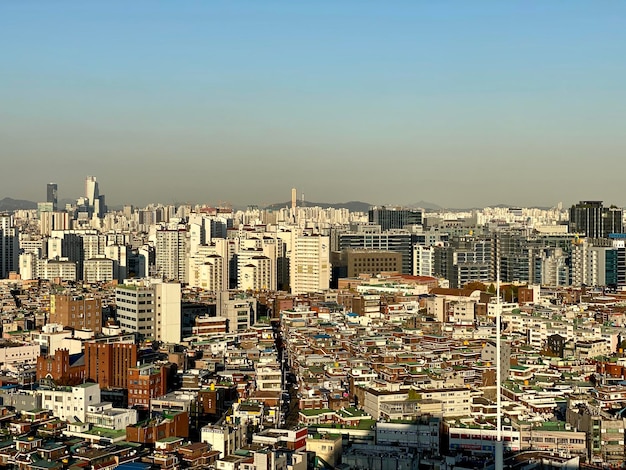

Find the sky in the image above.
[{"left": 1, "top": 1, "right": 625, "bottom": 209}]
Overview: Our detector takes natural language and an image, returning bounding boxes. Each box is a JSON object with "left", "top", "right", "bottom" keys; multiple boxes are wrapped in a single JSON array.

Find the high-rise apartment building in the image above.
[
  {"left": 569, "top": 201, "right": 623, "bottom": 239},
  {"left": 116, "top": 280, "right": 182, "bottom": 343},
  {"left": 290, "top": 233, "right": 330, "bottom": 294},
  {"left": 0, "top": 214, "right": 18, "bottom": 279},
  {"left": 46, "top": 183, "right": 58, "bottom": 211},
  {"left": 116, "top": 282, "right": 155, "bottom": 339},
  {"left": 49, "top": 294, "right": 102, "bottom": 332},
  {"left": 156, "top": 228, "right": 188, "bottom": 281},
  {"left": 369, "top": 206, "right": 424, "bottom": 231}
]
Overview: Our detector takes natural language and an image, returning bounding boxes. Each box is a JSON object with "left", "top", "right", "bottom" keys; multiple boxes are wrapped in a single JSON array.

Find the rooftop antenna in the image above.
[{"left": 495, "top": 239, "right": 504, "bottom": 470}]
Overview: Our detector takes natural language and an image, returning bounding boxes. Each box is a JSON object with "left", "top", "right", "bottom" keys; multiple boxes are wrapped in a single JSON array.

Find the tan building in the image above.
[
  {"left": 49, "top": 294, "right": 102, "bottom": 332},
  {"left": 332, "top": 249, "right": 402, "bottom": 280}
]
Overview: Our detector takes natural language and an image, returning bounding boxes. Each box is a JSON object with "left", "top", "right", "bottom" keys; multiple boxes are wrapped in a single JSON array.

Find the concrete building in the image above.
[
  {"left": 331, "top": 249, "right": 402, "bottom": 281},
  {"left": 290, "top": 233, "right": 330, "bottom": 295},
  {"left": 83, "top": 256, "right": 114, "bottom": 283},
  {"left": 156, "top": 228, "right": 188, "bottom": 282},
  {"left": 413, "top": 245, "right": 435, "bottom": 277},
  {"left": 154, "top": 281, "right": 182, "bottom": 344},
  {"left": 39, "top": 382, "right": 101, "bottom": 422},
  {"left": 116, "top": 281, "right": 155, "bottom": 339},
  {"left": 201, "top": 423, "right": 246, "bottom": 458}
]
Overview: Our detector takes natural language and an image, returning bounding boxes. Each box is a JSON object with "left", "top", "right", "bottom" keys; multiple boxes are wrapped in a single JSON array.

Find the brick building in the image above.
[
  {"left": 128, "top": 363, "right": 168, "bottom": 409},
  {"left": 36, "top": 349, "right": 85, "bottom": 385},
  {"left": 126, "top": 410, "right": 189, "bottom": 443},
  {"left": 49, "top": 294, "right": 102, "bottom": 332},
  {"left": 84, "top": 341, "right": 137, "bottom": 389}
]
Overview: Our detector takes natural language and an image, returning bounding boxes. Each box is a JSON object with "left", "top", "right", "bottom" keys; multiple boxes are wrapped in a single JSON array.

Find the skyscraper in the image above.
[
  {"left": 46, "top": 182, "right": 58, "bottom": 211},
  {"left": 85, "top": 176, "right": 99, "bottom": 207},
  {"left": 569, "top": 201, "right": 623, "bottom": 239},
  {"left": 0, "top": 214, "right": 19, "bottom": 279},
  {"left": 84, "top": 176, "right": 107, "bottom": 217},
  {"left": 156, "top": 228, "right": 188, "bottom": 281}
]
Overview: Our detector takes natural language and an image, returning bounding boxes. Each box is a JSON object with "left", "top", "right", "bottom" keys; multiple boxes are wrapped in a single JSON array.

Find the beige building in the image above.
[{"left": 290, "top": 233, "right": 330, "bottom": 295}]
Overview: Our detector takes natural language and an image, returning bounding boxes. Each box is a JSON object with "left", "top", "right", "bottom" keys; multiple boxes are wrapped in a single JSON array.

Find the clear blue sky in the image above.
[{"left": 1, "top": 1, "right": 625, "bottom": 208}]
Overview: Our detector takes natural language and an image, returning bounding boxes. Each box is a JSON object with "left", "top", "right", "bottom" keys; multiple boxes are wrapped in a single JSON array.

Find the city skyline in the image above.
[{"left": 2, "top": 1, "right": 625, "bottom": 207}]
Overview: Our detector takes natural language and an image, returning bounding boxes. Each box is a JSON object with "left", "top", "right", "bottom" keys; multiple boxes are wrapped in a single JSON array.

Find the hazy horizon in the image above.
[{"left": 2, "top": 1, "right": 625, "bottom": 208}]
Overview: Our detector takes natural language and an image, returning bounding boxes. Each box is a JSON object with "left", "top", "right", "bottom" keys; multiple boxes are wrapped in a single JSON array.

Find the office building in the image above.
[
  {"left": 116, "top": 281, "right": 155, "bottom": 339},
  {"left": 0, "top": 214, "right": 18, "bottom": 279},
  {"left": 47, "top": 183, "right": 58, "bottom": 211},
  {"left": 331, "top": 249, "right": 402, "bottom": 282},
  {"left": 369, "top": 206, "right": 424, "bottom": 231},
  {"left": 339, "top": 228, "right": 414, "bottom": 274},
  {"left": 569, "top": 201, "right": 623, "bottom": 238}
]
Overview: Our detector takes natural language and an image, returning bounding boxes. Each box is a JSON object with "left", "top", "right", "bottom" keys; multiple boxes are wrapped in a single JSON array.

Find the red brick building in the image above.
[
  {"left": 126, "top": 410, "right": 189, "bottom": 443},
  {"left": 84, "top": 341, "right": 137, "bottom": 389},
  {"left": 36, "top": 349, "right": 84, "bottom": 385},
  {"left": 128, "top": 363, "right": 167, "bottom": 409}
]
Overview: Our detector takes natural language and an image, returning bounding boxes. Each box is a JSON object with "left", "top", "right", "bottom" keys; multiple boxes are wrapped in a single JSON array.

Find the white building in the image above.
[
  {"left": 0, "top": 344, "right": 41, "bottom": 369},
  {"left": 154, "top": 281, "right": 182, "bottom": 344},
  {"left": 201, "top": 424, "right": 245, "bottom": 458},
  {"left": 116, "top": 279, "right": 181, "bottom": 343},
  {"left": 116, "top": 281, "right": 155, "bottom": 338},
  {"left": 83, "top": 256, "right": 114, "bottom": 283},
  {"left": 40, "top": 382, "right": 101, "bottom": 422},
  {"left": 290, "top": 233, "right": 330, "bottom": 295},
  {"left": 413, "top": 245, "right": 435, "bottom": 277},
  {"left": 156, "top": 228, "right": 188, "bottom": 282}
]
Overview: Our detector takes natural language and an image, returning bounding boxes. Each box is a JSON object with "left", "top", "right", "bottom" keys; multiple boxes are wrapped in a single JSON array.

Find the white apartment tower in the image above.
[
  {"left": 154, "top": 281, "right": 182, "bottom": 344},
  {"left": 116, "top": 281, "right": 156, "bottom": 338},
  {"left": 116, "top": 279, "right": 181, "bottom": 343},
  {"left": 156, "top": 228, "right": 188, "bottom": 282},
  {"left": 413, "top": 245, "right": 435, "bottom": 277},
  {"left": 290, "top": 233, "right": 330, "bottom": 294}
]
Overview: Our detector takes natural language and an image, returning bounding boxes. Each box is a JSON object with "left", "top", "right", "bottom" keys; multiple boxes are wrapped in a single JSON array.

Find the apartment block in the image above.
[{"left": 49, "top": 294, "right": 102, "bottom": 332}]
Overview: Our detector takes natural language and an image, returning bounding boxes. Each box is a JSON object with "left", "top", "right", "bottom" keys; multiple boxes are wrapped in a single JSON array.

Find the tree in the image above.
[{"left": 465, "top": 281, "right": 487, "bottom": 292}]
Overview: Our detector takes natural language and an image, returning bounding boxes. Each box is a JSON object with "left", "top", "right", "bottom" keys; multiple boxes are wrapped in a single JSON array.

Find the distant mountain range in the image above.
[
  {"left": 0, "top": 196, "right": 554, "bottom": 213},
  {"left": 0, "top": 197, "right": 37, "bottom": 211}
]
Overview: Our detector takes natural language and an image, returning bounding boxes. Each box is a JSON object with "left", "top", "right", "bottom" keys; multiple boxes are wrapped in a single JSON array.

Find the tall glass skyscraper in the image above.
[{"left": 46, "top": 182, "right": 58, "bottom": 211}]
